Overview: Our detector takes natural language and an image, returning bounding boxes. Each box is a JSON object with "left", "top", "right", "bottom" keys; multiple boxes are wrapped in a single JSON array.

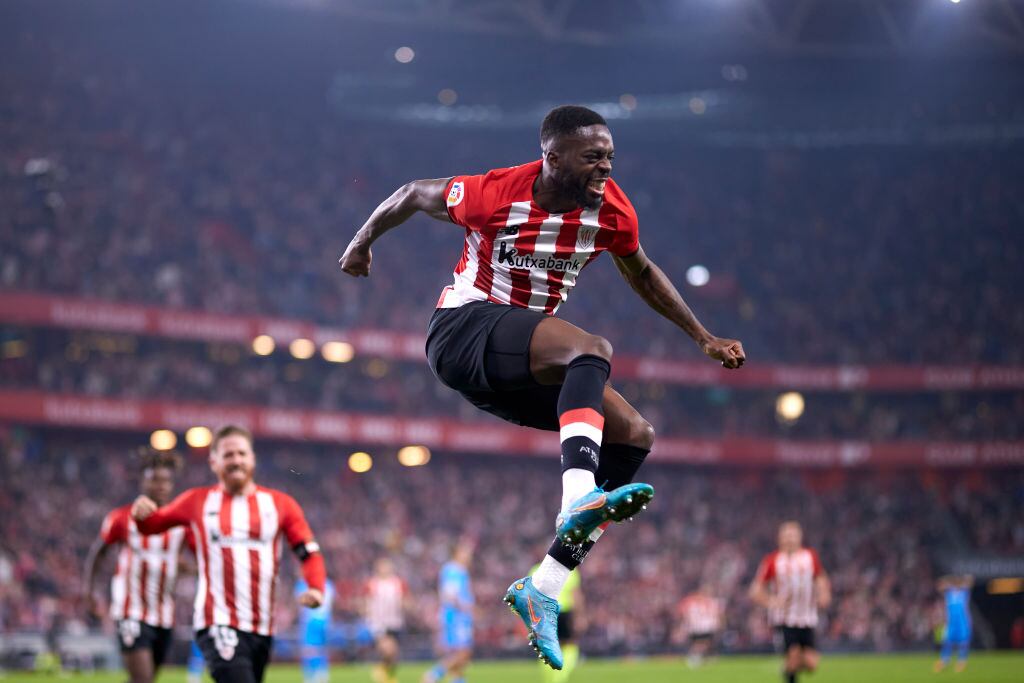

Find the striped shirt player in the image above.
[
  {"left": 82, "top": 451, "right": 189, "bottom": 679},
  {"left": 102, "top": 505, "right": 190, "bottom": 630},
  {"left": 342, "top": 105, "right": 746, "bottom": 670},
  {"left": 754, "top": 548, "right": 824, "bottom": 630},
  {"left": 678, "top": 591, "right": 723, "bottom": 639},
  {"left": 749, "top": 522, "right": 831, "bottom": 683},
  {"left": 366, "top": 573, "right": 407, "bottom": 637},
  {"left": 436, "top": 158, "right": 639, "bottom": 314},
  {"left": 135, "top": 485, "right": 325, "bottom": 636},
  {"left": 132, "top": 426, "right": 326, "bottom": 683},
  {"left": 677, "top": 588, "right": 723, "bottom": 667}
]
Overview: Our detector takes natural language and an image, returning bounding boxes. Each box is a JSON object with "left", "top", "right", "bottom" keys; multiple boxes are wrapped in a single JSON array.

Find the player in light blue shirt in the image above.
[
  {"left": 295, "top": 578, "right": 335, "bottom": 683},
  {"left": 934, "top": 575, "right": 973, "bottom": 673},
  {"left": 186, "top": 640, "right": 205, "bottom": 683},
  {"left": 422, "top": 542, "right": 474, "bottom": 683}
]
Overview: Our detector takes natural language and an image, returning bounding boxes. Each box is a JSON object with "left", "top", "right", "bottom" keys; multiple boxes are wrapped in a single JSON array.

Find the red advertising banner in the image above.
[
  {"left": 2, "top": 389, "right": 1021, "bottom": 468},
  {"left": 2, "top": 291, "right": 1022, "bottom": 392}
]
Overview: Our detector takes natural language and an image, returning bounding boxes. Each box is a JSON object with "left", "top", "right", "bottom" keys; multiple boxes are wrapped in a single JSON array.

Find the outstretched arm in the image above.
[
  {"left": 131, "top": 490, "right": 195, "bottom": 535},
  {"left": 339, "top": 177, "right": 452, "bottom": 277},
  {"left": 612, "top": 246, "right": 745, "bottom": 368}
]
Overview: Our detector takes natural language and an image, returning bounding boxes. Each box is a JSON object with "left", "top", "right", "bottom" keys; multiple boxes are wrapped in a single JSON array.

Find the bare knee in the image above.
[
  {"left": 577, "top": 334, "right": 613, "bottom": 362},
  {"left": 629, "top": 415, "right": 655, "bottom": 450}
]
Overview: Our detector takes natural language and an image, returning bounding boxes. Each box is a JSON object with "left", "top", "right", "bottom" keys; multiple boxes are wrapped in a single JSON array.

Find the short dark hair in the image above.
[
  {"left": 211, "top": 424, "right": 253, "bottom": 453},
  {"left": 540, "top": 105, "right": 607, "bottom": 146},
  {"left": 138, "top": 448, "right": 182, "bottom": 475}
]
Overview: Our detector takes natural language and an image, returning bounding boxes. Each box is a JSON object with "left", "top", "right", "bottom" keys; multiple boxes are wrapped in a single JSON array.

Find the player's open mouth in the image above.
[{"left": 587, "top": 178, "right": 607, "bottom": 195}]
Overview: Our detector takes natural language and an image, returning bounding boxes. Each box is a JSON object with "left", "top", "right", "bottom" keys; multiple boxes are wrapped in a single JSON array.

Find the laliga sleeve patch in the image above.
[{"left": 447, "top": 181, "right": 465, "bottom": 208}]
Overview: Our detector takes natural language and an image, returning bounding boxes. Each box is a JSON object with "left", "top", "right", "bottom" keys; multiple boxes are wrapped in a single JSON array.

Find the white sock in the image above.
[
  {"left": 561, "top": 468, "right": 596, "bottom": 511},
  {"left": 532, "top": 554, "right": 571, "bottom": 599}
]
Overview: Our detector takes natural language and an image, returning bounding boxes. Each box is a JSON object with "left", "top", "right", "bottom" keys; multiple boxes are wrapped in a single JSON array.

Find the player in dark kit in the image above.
[{"left": 340, "top": 105, "right": 745, "bottom": 668}]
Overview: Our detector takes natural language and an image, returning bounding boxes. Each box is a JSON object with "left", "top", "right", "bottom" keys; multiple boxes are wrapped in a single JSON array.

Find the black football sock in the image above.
[
  {"left": 594, "top": 442, "right": 649, "bottom": 490},
  {"left": 557, "top": 354, "right": 610, "bottom": 475}
]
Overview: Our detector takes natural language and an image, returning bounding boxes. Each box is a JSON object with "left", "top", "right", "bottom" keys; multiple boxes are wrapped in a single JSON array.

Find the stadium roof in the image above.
[{"left": 270, "top": 0, "right": 1024, "bottom": 56}]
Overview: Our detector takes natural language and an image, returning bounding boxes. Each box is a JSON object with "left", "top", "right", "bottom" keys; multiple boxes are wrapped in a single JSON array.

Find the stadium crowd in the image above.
[
  {"left": 1, "top": 430, "right": 1020, "bottom": 658},
  {"left": 3, "top": 330, "right": 1022, "bottom": 441},
  {"left": 2, "top": 20, "right": 1023, "bottom": 367}
]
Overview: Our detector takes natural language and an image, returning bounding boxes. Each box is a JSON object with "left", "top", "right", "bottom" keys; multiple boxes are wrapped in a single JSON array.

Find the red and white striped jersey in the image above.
[
  {"left": 438, "top": 160, "right": 640, "bottom": 315},
  {"left": 365, "top": 575, "right": 406, "bottom": 633},
  {"left": 755, "top": 548, "right": 824, "bottom": 628},
  {"left": 100, "top": 505, "right": 189, "bottom": 629},
  {"left": 678, "top": 593, "right": 723, "bottom": 635},
  {"left": 136, "top": 485, "right": 326, "bottom": 637}
]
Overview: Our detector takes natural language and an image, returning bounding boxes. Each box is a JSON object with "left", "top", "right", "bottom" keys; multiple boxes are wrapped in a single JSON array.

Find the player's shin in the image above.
[{"left": 557, "top": 355, "right": 610, "bottom": 508}]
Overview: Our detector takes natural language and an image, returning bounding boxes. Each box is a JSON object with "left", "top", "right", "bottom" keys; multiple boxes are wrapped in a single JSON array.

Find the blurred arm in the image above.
[
  {"left": 133, "top": 490, "right": 194, "bottom": 534},
  {"left": 748, "top": 576, "right": 774, "bottom": 609},
  {"left": 613, "top": 246, "right": 745, "bottom": 369},
  {"left": 82, "top": 537, "right": 113, "bottom": 616},
  {"left": 815, "top": 572, "right": 832, "bottom": 609},
  {"left": 279, "top": 493, "right": 327, "bottom": 602}
]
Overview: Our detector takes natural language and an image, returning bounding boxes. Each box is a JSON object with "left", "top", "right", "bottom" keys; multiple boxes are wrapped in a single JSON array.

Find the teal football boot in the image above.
[
  {"left": 502, "top": 576, "right": 563, "bottom": 670},
  {"left": 555, "top": 482, "right": 654, "bottom": 545}
]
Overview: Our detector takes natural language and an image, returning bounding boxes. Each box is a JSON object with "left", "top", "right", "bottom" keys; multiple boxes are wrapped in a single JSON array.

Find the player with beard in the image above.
[
  {"left": 130, "top": 425, "right": 326, "bottom": 683},
  {"left": 340, "top": 105, "right": 745, "bottom": 669},
  {"left": 83, "top": 450, "right": 190, "bottom": 683}
]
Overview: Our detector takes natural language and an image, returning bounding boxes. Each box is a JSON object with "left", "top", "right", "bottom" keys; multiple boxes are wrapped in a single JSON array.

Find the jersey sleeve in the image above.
[
  {"left": 810, "top": 549, "right": 823, "bottom": 577},
  {"left": 608, "top": 184, "right": 640, "bottom": 257},
  {"left": 276, "top": 491, "right": 326, "bottom": 592},
  {"left": 100, "top": 507, "right": 128, "bottom": 544},
  {"left": 136, "top": 488, "right": 201, "bottom": 535},
  {"left": 755, "top": 553, "right": 776, "bottom": 583},
  {"left": 444, "top": 174, "right": 491, "bottom": 231}
]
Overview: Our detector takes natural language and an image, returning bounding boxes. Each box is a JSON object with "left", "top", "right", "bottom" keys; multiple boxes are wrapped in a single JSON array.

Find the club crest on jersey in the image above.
[
  {"left": 577, "top": 226, "right": 599, "bottom": 250},
  {"left": 446, "top": 182, "right": 465, "bottom": 207}
]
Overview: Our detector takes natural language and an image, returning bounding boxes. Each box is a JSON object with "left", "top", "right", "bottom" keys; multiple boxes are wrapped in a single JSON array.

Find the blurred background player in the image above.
[
  {"left": 295, "top": 576, "right": 335, "bottom": 683},
  {"left": 934, "top": 575, "right": 974, "bottom": 673},
  {"left": 749, "top": 521, "right": 831, "bottom": 683},
  {"left": 82, "top": 450, "right": 190, "bottom": 683},
  {"left": 674, "top": 584, "right": 723, "bottom": 669},
  {"left": 423, "top": 542, "right": 474, "bottom": 683},
  {"left": 365, "top": 558, "right": 407, "bottom": 683},
  {"left": 130, "top": 425, "right": 326, "bottom": 683},
  {"left": 187, "top": 641, "right": 206, "bottom": 683},
  {"left": 529, "top": 558, "right": 584, "bottom": 682}
]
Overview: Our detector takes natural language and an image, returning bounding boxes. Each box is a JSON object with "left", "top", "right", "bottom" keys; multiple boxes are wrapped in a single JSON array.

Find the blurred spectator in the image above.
[
  {"left": 1, "top": 430, "right": 1020, "bottom": 655},
  {"left": 1, "top": 19, "right": 1022, "bottom": 365}
]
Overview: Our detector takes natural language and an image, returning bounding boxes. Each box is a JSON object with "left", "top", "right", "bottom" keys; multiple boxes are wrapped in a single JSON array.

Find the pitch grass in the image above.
[{"left": 3, "top": 653, "right": 1022, "bottom": 683}]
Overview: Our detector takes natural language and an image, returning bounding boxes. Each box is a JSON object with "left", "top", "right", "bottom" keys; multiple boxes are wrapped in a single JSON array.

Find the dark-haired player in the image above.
[
  {"left": 83, "top": 451, "right": 191, "bottom": 683},
  {"left": 130, "top": 425, "right": 326, "bottom": 683},
  {"left": 340, "top": 105, "right": 745, "bottom": 668}
]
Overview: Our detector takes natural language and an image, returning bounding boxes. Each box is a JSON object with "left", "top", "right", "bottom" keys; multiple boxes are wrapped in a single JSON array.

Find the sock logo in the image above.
[
  {"left": 579, "top": 445, "right": 598, "bottom": 466},
  {"left": 571, "top": 545, "right": 591, "bottom": 564}
]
